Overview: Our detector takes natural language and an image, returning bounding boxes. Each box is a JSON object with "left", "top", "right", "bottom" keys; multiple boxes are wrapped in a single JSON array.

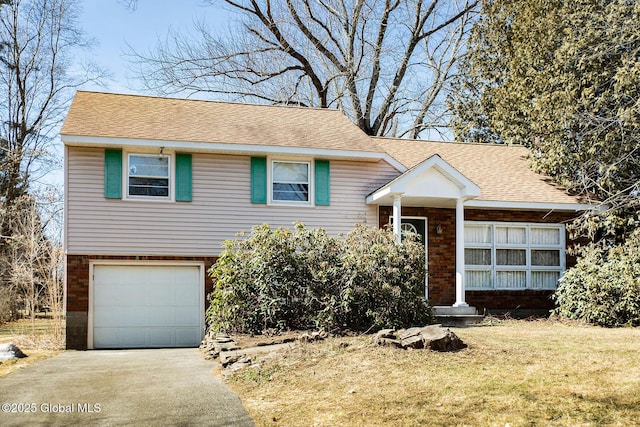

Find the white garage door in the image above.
[{"left": 92, "top": 264, "right": 203, "bottom": 349}]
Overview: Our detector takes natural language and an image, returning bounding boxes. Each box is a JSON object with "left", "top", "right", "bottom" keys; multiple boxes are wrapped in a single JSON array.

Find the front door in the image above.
[
  {"left": 401, "top": 217, "right": 428, "bottom": 299},
  {"left": 401, "top": 218, "right": 426, "bottom": 244}
]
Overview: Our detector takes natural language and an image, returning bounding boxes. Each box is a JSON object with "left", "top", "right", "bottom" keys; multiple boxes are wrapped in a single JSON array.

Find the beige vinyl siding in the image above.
[{"left": 66, "top": 147, "right": 400, "bottom": 256}]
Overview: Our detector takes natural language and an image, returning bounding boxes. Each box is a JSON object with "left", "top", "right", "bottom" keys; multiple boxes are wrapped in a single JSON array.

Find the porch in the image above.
[{"left": 367, "top": 155, "right": 481, "bottom": 312}]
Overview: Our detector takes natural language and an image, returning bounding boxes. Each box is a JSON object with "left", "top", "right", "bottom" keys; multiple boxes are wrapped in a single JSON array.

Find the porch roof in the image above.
[{"left": 366, "top": 154, "right": 480, "bottom": 207}]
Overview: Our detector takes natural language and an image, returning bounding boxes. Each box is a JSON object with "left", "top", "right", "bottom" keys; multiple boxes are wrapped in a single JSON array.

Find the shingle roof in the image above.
[
  {"left": 374, "top": 137, "right": 584, "bottom": 205},
  {"left": 62, "top": 91, "right": 588, "bottom": 207},
  {"left": 61, "top": 91, "right": 380, "bottom": 153}
]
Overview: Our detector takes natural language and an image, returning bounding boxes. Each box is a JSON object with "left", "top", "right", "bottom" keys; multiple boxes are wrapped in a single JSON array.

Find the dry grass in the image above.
[
  {"left": 226, "top": 320, "right": 640, "bottom": 427},
  {"left": 0, "top": 318, "right": 64, "bottom": 377}
]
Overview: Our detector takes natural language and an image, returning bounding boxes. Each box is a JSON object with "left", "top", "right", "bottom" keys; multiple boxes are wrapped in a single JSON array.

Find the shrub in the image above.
[
  {"left": 337, "top": 225, "right": 430, "bottom": 331},
  {"left": 207, "top": 223, "right": 430, "bottom": 334},
  {"left": 553, "top": 230, "right": 640, "bottom": 327}
]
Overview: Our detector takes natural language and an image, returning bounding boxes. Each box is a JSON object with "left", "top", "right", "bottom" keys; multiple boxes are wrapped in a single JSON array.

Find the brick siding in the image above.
[{"left": 379, "top": 206, "right": 581, "bottom": 309}]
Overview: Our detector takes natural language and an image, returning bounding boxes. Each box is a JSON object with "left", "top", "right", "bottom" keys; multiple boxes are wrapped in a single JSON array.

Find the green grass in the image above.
[{"left": 226, "top": 320, "right": 640, "bottom": 426}]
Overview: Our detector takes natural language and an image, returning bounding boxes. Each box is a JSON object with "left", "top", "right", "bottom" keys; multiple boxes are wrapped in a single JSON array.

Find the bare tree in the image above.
[
  {"left": 7, "top": 196, "right": 46, "bottom": 330},
  {"left": 0, "top": 0, "right": 101, "bottom": 321},
  {"left": 129, "top": 0, "right": 478, "bottom": 138},
  {"left": 6, "top": 194, "right": 64, "bottom": 344}
]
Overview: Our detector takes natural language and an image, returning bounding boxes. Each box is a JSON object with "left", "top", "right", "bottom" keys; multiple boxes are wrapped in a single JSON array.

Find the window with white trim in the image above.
[
  {"left": 271, "top": 160, "right": 310, "bottom": 203},
  {"left": 127, "top": 154, "right": 171, "bottom": 198},
  {"left": 464, "top": 222, "right": 565, "bottom": 290}
]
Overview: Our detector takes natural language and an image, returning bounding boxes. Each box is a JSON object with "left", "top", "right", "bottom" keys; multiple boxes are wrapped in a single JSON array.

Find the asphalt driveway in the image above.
[{"left": 0, "top": 348, "right": 255, "bottom": 426}]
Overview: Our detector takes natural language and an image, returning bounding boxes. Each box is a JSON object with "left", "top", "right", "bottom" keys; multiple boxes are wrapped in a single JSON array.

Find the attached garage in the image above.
[{"left": 90, "top": 263, "right": 204, "bottom": 349}]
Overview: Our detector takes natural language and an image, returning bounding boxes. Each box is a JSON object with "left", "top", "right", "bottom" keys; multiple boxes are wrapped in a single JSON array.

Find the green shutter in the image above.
[
  {"left": 104, "top": 149, "right": 122, "bottom": 199},
  {"left": 175, "top": 153, "right": 192, "bottom": 202},
  {"left": 315, "top": 160, "right": 330, "bottom": 206},
  {"left": 251, "top": 157, "right": 267, "bottom": 204}
]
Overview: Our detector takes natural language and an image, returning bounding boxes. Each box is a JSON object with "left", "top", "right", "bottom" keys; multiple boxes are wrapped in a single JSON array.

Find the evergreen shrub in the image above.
[
  {"left": 206, "top": 223, "right": 430, "bottom": 334},
  {"left": 553, "top": 230, "right": 640, "bottom": 327}
]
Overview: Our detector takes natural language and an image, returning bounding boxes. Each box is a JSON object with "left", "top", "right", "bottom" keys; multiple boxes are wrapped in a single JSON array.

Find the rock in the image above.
[
  {"left": 199, "top": 329, "right": 240, "bottom": 359},
  {"left": 373, "top": 329, "right": 403, "bottom": 347},
  {"left": 299, "top": 331, "right": 328, "bottom": 343},
  {"left": 373, "top": 325, "right": 466, "bottom": 352},
  {"left": 220, "top": 352, "right": 252, "bottom": 368},
  {"left": 397, "top": 327, "right": 422, "bottom": 341},
  {"left": 224, "top": 356, "right": 254, "bottom": 372},
  {"left": 420, "top": 326, "right": 467, "bottom": 352},
  {"left": 215, "top": 333, "right": 234, "bottom": 343},
  {"left": 0, "top": 343, "right": 28, "bottom": 361},
  {"left": 375, "top": 329, "right": 396, "bottom": 339},
  {"left": 400, "top": 334, "right": 424, "bottom": 349}
]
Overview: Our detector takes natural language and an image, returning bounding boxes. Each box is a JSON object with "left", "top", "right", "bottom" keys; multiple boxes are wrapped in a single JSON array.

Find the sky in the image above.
[
  {"left": 78, "top": 0, "right": 231, "bottom": 94},
  {"left": 43, "top": 1, "right": 231, "bottom": 190}
]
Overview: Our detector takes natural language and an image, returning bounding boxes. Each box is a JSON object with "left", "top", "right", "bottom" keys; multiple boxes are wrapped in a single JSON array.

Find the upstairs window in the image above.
[
  {"left": 251, "top": 157, "right": 329, "bottom": 206},
  {"left": 271, "top": 160, "right": 310, "bottom": 203},
  {"left": 127, "top": 154, "right": 170, "bottom": 198}
]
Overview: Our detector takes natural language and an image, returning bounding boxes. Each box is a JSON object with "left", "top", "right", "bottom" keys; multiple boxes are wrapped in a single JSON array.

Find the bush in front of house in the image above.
[
  {"left": 553, "top": 230, "right": 640, "bottom": 327},
  {"left": 206, "top": 223, "right": 431, "bottom": 334}
]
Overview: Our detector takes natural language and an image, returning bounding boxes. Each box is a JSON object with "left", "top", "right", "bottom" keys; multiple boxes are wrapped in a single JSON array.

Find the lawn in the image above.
[
  {"left": 226, "top": 319, "right": 640, "bottom": 426},
  {"left": 0, "top": 318, "right": 64, "bottom": 377}
]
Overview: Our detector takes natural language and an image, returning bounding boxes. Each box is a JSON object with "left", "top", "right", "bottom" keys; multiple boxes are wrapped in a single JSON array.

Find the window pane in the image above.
[
  {"left": 465, "top": 225, "right": 492, "bottom": 244},
  {"left": 495, "top": 227, "right": 526, "bottom": 244},
  {"left": 272, "top": 183, "right": 309, "bottom": 201},
  {"left": 531, "top": 228, "right": 560, "bottom": 245},
  {"left": 401, "top": 223, "right": 418, "bottom": 240},
  {"left": 465, "top": 249, "right": 491, "bottom": 265},
  {"left": 129, "top": 155, "right": 169, "bottom": 178},
  {"left": 273, "top": 162, "right": 308, "bottom": 183},
  {"left": 466, "top": 270, "right": 492, "bottom": 289},
  {"left": 531, "top": 250, "right": 560, "bottom": 266},
  {"left": 531, "top": 271, "right": 560, "bottom": 289},
  {"left": 129, "top": 177, "right": 169, "bottom": 197},
  {"left": 496, "top": 271, "right": 526, "bottom": 289},
  {"left": 496, "top": 249, "right": 526, "bottom": 265}
]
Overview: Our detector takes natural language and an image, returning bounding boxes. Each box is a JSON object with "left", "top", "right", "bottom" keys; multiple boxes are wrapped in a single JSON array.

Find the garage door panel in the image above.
[
  {"left": 92, "top": 265, "right": 202, "bottom": 349},
  {"left": 148, "top": 286, "right": 174, "bottom": 306},
  {"left": 175, "top": 266, "right": 199, "bottom": 280},
  {"left": 175, "top": 286, "right": 200, "bottom": 305},
  {"left": 94, "top": 307, "right": 147, "bottom": 327},
  {"left": 145, "top": 307, "right": 176, "bottom": 326},
  {"left": 93, "top": 328, "right": 120, "bottom": 348},
  {"left": 96, "top": 266, "right": 142, "bottom": 286},
  {"left": 120, "top": 328, "right": 147, "bottom": 347},
  {"left": 147, "top": 328, "right": 174, "bottom": 347},
  {"left": 95, "top": 286, "right": 146, "bottom": 307},
  {"left": 146, "top": 268, "right": 173, "bottom": 286},
  {"left": 174, "top": 307, "right": 201, "bottom": 326},
  {"left": 176, "top": 328, "right": 201, "bottom": 346}
]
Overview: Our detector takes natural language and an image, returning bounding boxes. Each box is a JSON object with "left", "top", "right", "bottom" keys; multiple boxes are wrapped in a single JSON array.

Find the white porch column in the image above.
[
  {"left": 453, "top": 197, "right": 469, "bottom": 307},
  {"left": 392, "top": 194, "right": 402, "bottom": 244}
]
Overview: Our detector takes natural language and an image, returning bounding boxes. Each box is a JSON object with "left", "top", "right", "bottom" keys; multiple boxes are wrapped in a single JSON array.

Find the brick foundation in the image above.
[
  {"left": 65, "top": 312, "right": 88, "bottom": 350},
  {"left": 379, "top": 206, "right": 580, "bottom": 309},
  {"left": 65, "top": 254, "right": 218, "bottom": 350}
]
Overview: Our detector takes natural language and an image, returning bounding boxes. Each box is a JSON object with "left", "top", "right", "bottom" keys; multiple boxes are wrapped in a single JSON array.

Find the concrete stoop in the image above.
[{"left": 433, "top": 305, "right": 484, "bottom": 327}]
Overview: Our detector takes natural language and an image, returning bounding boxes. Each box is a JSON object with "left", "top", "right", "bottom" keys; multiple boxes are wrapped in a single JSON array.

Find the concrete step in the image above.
[
  {"left": 433, "top": 305, "right": 478, "bottom": 316},
  {"left": 433, "top": 306, "right": 483, "bottom": 327},
  {"left": 434, "top": 314, "right": 485, "bottom": 327}
]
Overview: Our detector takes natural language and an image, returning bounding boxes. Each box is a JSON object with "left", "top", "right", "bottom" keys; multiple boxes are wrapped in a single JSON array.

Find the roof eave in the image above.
[
  {"left": 465, "top": 199, "right": 602, "bottom": 211},
  {"left": 61, "top": 134, "right": 395, "bottom": 163}
]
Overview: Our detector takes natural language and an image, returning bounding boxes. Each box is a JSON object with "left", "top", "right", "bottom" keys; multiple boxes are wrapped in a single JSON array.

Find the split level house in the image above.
[{"left": 62, "top": 91, "right": 595, "bottom": 350}]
